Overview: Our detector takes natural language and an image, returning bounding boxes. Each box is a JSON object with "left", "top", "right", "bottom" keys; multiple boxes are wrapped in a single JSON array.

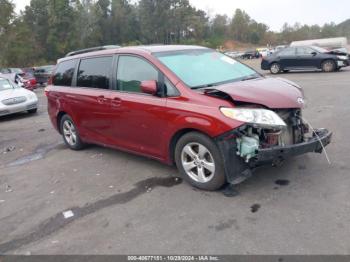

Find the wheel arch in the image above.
[
  {"left": 321, "top": 58, "right": 336, "bottom": 67},
  {"left": 168, "top": 128, "right": 212, "bottom": 165},
  {"left": 56, "top": 111, "right": 67, "bottom": 134}
]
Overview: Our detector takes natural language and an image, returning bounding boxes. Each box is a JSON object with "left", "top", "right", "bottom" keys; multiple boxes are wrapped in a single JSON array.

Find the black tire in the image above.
[
  {"left": 270, "top": 62, "right": 281, "bottom": 74},
  {"left": 60, "top": 114, "right": 85, "bottom": 150},
  {"left": 27, "top": 108, "right": 37, "bottom": 114},
  {"left": 321, "top": 60, "right": 336, "bottom": 72},
  {"left": 175, "top": 132, "right": 226, "bottom": 191}
]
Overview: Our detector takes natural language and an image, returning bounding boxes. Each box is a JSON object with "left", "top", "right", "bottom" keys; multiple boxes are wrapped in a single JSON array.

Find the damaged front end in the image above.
[{"left": 215, "top": 108, "right": 332, "bottom": 185}]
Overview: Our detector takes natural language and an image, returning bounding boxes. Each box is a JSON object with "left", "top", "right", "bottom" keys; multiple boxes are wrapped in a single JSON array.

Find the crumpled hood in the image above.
[{"left": 210, "top": 77, "right": 304, "bottom": 109}]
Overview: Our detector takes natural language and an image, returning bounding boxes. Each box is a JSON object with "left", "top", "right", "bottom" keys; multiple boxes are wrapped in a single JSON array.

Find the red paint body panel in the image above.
[{"left": 47, "top": 45, "right": 302, "bottom": 165}]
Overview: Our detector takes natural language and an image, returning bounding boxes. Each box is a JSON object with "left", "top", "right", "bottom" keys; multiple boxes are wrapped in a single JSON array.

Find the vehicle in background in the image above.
[
  {"left": 274, "top": 45, "right": 287, "bottom": 52},
  {"left": 261, "top": 45, "right": 350, "bottom": 74},
  {"left": 22, "top": 67, "right": 36, "bottom": 76},
  {"left": 34, "top": 65, "right": 54, "bottom": 85},
  {"left": 46, "top": 45, "right": 332, "bottom": 191},
  {"left": 241, "top": 50, "right": 259, "bottom": 59},
  {"left": 256, "top": 47, "right": 270, "bottom": 57},
  {"left": 0, "top": 68, "right": 24, "bottom": 75},
  {"left": 290, "top": 37, "right": 348, "bottom": 50},
  {"left": 0, "top": 76, "right": 38, "bottom": 116},
  {"left": 0, "top": 68, "right": 37, "bottom": 91},
  {"left": 20, "top": 68, "right": 38, "bottom": 90},
  {"left": 224, "top": 51, "right": 244, "bottom": 58}
]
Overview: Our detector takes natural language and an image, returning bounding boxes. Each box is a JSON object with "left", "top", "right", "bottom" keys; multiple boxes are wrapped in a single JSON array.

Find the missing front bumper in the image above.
[
  {"left": 251, "top": 128, "right": 332, "bottom": 166},
  {"left": 215, "top": 128, "right": 332, "bottom": 185}
]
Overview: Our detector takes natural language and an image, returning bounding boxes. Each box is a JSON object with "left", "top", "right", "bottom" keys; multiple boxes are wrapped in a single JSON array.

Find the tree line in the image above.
[{"left": 0, "top": 0, "right": 348, "bottom": 67}]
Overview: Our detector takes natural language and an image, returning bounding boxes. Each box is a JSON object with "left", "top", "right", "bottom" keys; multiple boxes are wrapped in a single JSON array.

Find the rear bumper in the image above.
[{"left": 251, "top": 128, "right": 332, "bottom": 166}]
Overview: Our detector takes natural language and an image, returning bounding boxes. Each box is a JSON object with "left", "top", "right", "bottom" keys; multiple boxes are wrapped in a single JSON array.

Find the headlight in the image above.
[
  {"left": 337, "top": 55, "right": 348, "bottom": 60},
  {"left": 220, "top": 108, "right": 286, "bottom": 128},
  {"left": 28, "top": 93, "right": 36, "bottom": 100}
]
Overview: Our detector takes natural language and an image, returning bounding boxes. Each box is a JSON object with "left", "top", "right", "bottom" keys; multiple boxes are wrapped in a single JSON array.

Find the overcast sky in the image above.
[{"left": 13, "top": 0, "right": 350, "bottom": 32}]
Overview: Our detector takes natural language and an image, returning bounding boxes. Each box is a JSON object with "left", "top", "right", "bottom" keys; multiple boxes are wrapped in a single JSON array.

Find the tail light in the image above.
[{"left": 44, "top": 88, "right": 49, "bottom": 97}]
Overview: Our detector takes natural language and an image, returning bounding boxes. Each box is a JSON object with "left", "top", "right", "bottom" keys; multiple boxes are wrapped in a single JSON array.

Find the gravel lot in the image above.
[{"left": 0, "top": 61, "right": 349, "bottom": 255}]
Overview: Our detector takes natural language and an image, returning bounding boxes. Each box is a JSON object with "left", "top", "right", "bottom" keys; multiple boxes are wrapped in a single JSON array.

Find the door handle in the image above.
[
  {"left": 111, "top": 97, "right": 122, "bottom": 107},
  {"left": 97, "top": 95, "right": 107, "bottom": 104}
]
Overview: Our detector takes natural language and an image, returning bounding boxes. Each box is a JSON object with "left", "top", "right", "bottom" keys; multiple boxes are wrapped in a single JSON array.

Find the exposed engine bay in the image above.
[
  {"left": 204, "top": 87, "right": 331, "bottom": 172},
  {"left": 235, "top": 109, "right": 309, "bottom": 162}
]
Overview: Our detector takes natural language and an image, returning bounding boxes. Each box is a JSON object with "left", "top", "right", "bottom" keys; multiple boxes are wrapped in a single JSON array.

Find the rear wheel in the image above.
[
  {"left": 270, "top": 63, "right": 281, "bottom": 74},
  {"left": 175, "top": 132, "right": 226, "bottom": 191},
  {"left": 60, "top": 115, "right": 85, "bottom": 150},
  {"left": 321, "top": 60, "right": 336, "bottom": 72}
]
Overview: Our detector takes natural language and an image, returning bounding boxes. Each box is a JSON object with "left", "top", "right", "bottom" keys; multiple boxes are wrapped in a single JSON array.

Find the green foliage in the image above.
[{"left": 0, "top": 1, "right": 348, "bottom": 67}]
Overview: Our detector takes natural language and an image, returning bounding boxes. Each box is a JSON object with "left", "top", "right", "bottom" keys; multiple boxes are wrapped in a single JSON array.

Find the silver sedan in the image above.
[{"left": 0, "top": 76, "right": 38, "bottom": 116}]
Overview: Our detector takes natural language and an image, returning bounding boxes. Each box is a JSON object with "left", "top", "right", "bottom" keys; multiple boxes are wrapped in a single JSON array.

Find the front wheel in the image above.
[
  {"left": 175, "top": 132, "right": 226, "bottom": 191},
  {"left": 322, "top": 60, "right": 336, "bottom": 72},
  {"left": 60, "top": 114, "right": 85, "bottom": 150},
  {"left": 270, "top": 63, "right": 281, "bottom": 74}
]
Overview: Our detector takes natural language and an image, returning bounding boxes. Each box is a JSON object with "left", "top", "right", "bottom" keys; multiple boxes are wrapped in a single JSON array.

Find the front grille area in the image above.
[
  {"left": 275, "top": 109, "right": 306, "bottom": 145},
  {"left": 2, "top": 96, "right": 27, "bottom": 105},
  {"left": 26, "top": 103, "right": 37, "bottom": 110},
  {"left": 0, "top": 110, "right": 10, "bottom": 115}
]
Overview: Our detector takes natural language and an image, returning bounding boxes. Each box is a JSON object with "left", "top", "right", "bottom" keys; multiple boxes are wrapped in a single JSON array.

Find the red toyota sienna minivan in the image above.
[{"left": 46, "top": 45, "right": 332, "bottom": 191}]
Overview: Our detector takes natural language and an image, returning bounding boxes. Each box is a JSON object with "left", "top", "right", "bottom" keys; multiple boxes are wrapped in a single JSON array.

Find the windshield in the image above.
[
  {"left": 0, "top": 78, "right": 14, "bottom": 91},
  {"left": 155, "top": 49, "right": 259, "bottom": 89}
]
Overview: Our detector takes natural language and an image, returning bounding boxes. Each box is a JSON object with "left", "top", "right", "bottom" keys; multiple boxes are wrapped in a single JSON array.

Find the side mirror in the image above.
[
  {"left": 140, "top": 80, "right": 157, "bottom": 95},
  {"left": 311, "top": 51, "right": 317, "bottom": 56}
]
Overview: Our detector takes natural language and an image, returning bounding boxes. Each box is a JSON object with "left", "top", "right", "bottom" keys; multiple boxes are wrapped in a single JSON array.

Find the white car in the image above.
[
  {"left": 0, "top": 76, "right": 38, "bottom": 116},
  {"left": 224, "top": 51, "right": 244, "bottom": 58},
  {"left": 258, "top": 48, "right": 270, "bottom": 57}
]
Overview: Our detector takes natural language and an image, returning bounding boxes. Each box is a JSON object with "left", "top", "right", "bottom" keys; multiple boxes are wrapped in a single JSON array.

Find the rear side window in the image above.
[
  {"left": 53, "top": 60, "right": 77, "bottom": 86},
  {"left": 77, "top": 56, "right": 112, "bottom": 89},
  {"left": 279, "top": 48, "right": 296, "bottom": 56}
]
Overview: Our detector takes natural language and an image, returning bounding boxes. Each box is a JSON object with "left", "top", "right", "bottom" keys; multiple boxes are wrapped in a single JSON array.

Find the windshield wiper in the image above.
[{"left": 191, "top": 83, "right": 218, "bottom": 90}]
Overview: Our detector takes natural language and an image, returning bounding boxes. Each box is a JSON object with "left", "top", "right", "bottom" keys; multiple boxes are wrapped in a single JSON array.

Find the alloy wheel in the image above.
[
  {"left": 323, "top": 61, "right": 334, "bottom": 72},
  {"left": 181, "top": 142, "right": 215, "bottom": 183},
  {"left": 270, "top": 63, "right": 280, "bottom": 74},
  {"left": 62, "top": 120, "right": 77, "bottom": 146}
]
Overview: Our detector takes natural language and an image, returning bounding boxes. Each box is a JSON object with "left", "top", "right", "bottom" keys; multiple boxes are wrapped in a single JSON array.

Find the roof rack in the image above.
[{"left": 65, "top": 45, "right": 121, "bottom": 57}]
